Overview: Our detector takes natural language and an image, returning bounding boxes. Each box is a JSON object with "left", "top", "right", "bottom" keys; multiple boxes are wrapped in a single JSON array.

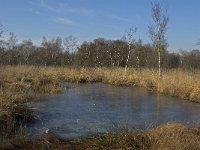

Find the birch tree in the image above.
[
  {"left": 41, "top": 37, "right": 62, "bottom": 66},
  {"left": 0, "top": 24, "right": 4, "bottom": 49},
  {"left": 7, "top": 32, "right": 17, "bottom": 50},
  {"left": 63, "top": 35, "right": 78, "bottom": 53},
  {"left": 149, "top": 1, "right": 168, "bottom": 77},
  {"left": 135, "top": 39, "right": 143, "bottom": 69},
  {"left": 125, "top": 27, "right": 137, "bottom": 73},
  {"left": 17, "top": 40, "right": 34, "bottom": 64},
  {"left": 63, "top": 36, "right": 78, "bottom": 65}
]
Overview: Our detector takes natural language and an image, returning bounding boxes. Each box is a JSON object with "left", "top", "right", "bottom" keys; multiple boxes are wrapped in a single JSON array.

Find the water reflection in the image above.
[{"left": 27, "top": 83, "right": 200, "bottom": 139}]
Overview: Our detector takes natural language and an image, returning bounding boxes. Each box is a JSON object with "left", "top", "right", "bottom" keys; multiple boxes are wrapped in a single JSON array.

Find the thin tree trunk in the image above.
[
  {"left": 124, "top": 27, "right": 137, "bottom": 72},
  {"left": 125, "top": 47, "right": 130, "bottom": 73},
  {"left": 110, "top": 57, "right": 113, "bottom": 67},
  {"left": 158, "top": 50, "right": 161, "bottom": 78},
  {"left": 136, "top": 55, "right": 139, "bottom": 69}
]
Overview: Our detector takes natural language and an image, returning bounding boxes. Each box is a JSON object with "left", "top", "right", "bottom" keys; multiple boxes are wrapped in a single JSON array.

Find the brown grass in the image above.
[
  {"left": 16, "top": 123, "right": 200, "bottom": 150},
  {"left": 0, "top": 66, "right": 200, "bottom": 149},
  {"left": 28, "top": 66, "right": 200, "bottom": 102},
  {"left": 0, "top": 66, "right": 63, "bottom": 145},
  {"left": 102, "top": 68, "right": 200, "bottom": 102}
]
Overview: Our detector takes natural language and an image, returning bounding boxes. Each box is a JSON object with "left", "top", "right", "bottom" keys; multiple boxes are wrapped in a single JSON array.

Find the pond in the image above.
[{"left": 27, "top": 83, "right": 200, "bottom": 139}]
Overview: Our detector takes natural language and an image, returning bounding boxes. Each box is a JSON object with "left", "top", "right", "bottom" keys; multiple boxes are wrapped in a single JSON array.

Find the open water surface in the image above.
[{"left": 27, "top": 83, "right": 200, "bottom": 139}]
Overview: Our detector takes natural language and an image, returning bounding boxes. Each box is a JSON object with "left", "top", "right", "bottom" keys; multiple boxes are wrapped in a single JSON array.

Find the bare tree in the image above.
[
  {"left": 17, "top": 40, "right": 34, "bottom": 64},
  {"left": 63, "top": 35, "right": 78, "bottom": 53},
  {"left": 7, "top": 32, "right": 18, "bottom": 50},
  {"left": 125, "top": 27, "right": 137, "bottom": 73},
  {"left": 63, "top": 35, "right": 78, "bottom": 65},
  {"left": 41, "top": 37, "right": 62, "bottom": 66},
  {"left": 135, "top": 39, "right": 143, "bottom": 69},
  {"left": 0, "top": 24, "right": 4, "bottom": 49},
  {"left": 149, "top": 1, "right": 168, "bottom": 77}
]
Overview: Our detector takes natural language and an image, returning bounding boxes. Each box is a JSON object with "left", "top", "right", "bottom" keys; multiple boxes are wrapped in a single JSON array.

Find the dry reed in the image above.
[{"left": 0, "top": 66, "right": 200, "bottom": 149}]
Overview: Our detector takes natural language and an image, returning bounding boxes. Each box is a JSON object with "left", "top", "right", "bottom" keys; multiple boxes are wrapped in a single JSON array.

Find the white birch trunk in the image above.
[
  {"left": 158, "top": 50, "right": 161, "bottom": 78},
  {"left": 125, "top": 44, "right": 131, "bottom": 73}
]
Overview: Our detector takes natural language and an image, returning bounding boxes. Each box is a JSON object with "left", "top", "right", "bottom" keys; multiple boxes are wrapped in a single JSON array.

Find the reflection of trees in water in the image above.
[
  {"left": 75, "top": 84, "right": 146, "bottom": 110},
  {"left": 155, "top": 93, "right": 160, "bottom": 124},
  {"left": 154, "top": 93, "right": 200, "bottom": 124},
  {"left": 74, "top": 84, "right": 154, "bottom": 128},
  {"left": 28, "top": 83, "right": 200, "bottom": 139},
  {"left": 68, "top": 83, "right": 200, "bottom": 127}
]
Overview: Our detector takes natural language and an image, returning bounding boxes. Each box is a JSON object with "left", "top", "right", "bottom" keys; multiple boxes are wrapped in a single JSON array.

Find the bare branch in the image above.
[
  {"left": 148, "top": 1, "right": 169, "bottom": 78},
  {"left": 125, "top": 27, "right": 137, "bottom": 73}
]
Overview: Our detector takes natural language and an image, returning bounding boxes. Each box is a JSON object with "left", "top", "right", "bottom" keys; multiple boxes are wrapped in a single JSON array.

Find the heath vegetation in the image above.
[
  {"left": 0, "top": 1, "right": 200, "bottom": 149},
  {"left": 8, "top": 122, "right": 200, "bottom": 150},
  {"left": 1, "top": 66, "right": 200, "bottom": 149}
]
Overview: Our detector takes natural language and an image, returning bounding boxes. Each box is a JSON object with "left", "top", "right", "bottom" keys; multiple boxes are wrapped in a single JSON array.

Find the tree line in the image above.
[
  {"left": 0, "top": 2, "right": 200, "bottom": 70},
  {"left": 0, "top": 33, "right": 199, "bottom": 69}
]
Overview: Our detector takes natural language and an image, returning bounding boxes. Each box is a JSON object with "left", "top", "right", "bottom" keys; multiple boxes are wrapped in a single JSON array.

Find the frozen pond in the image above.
[{"left": 27, "top": 83, "right": 200, "bottom": 139}]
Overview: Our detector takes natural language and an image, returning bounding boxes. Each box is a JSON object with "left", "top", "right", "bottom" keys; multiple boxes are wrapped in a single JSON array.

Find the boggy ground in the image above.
[
  {"left": 0, "top": 66, "right": 200, "bottom": 149},
  {"left": 14, "top": 123, "right": 200, "bottom": 150}
]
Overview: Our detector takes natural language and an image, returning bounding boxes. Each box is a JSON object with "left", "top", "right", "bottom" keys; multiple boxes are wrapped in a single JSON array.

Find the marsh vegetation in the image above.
[
  {"left": 1, "top": 1, "right": 200, "bottom": 149},
  {"left": 0, "top": 66, "right": 200, "bottom": 149}
]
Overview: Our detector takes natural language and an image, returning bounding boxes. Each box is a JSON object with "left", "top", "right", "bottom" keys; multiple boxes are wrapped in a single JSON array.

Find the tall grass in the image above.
[
  {"left": 0, "top": 66, "right": 63, "bottom": 148},
  {"left": 34, "top": 66, "right": 200, "bottom": 102},
  {"left": 101, "top": 68, "right": 200, "bottom": 102},
  {"left": 0, "top": 66, "right": 200, "bottom": 149},
  {"left": 20, "top": 123, "right": 200, "bottom": 150}
]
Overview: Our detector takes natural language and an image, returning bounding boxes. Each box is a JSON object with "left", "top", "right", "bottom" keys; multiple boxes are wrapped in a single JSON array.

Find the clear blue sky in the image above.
[{"left": 0, "top": 0, "right": 200, "bottom": 51}]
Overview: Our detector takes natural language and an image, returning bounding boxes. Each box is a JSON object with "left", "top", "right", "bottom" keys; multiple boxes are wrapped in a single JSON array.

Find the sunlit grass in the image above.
[
  {"left": 20, "top": 123, "right": 200, "bottom": 150},
  {"left": 49, "top": 66, "right": 200, "bottom": 102},
  {"left": 0, "top": 65, "right": 200, "bottom": 149},
  {"left": 0, "top": 65, "right": 63, "bottom": 148}
]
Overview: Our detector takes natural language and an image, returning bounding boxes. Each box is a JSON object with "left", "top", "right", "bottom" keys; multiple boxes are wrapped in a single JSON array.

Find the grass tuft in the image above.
[
  {"left": 19, "top": 123, "right": 200, "bottom": 150},
  {"left": 0, "top": 66, "right": 200, "bottom": 149}
]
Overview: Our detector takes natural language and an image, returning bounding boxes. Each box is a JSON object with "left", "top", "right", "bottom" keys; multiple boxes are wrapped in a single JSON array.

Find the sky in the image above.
[{"left": 0, "top": 0, "right": 200, "bottom": 51}]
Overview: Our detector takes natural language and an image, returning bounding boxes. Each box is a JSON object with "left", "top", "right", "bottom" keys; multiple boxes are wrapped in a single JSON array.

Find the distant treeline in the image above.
[{"left": 0, "top": 34, "right": 200, "bottom": 69}]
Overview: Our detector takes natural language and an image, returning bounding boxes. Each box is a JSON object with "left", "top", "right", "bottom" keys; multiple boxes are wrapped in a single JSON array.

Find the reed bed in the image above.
[
  {"left": 18, "top": 122, "right": 200, "bottom": 150},
  {"left": 0, "top": 66, "right": 200, "bottom": 149},
  {"left": 34, "top": 66, "right": 200, "bottom": 102},
  {"left": 0, "top": 66, "right": 63, "bottom": 148}
]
